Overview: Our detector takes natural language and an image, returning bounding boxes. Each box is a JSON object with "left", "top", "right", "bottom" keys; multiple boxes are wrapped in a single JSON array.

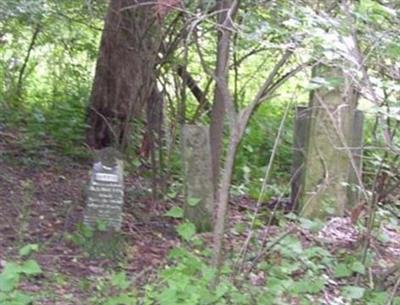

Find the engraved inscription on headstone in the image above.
[
  {"left": 84, "top": 149, "right": 124, "bottom": 231},
  {"left": 95, "top": 173, "right": 119, "bottom": 183}
]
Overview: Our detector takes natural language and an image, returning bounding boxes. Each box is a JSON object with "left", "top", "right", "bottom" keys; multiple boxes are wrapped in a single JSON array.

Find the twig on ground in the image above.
[{"left": 386, "top": 275, "right": 400, "bottom": 305}]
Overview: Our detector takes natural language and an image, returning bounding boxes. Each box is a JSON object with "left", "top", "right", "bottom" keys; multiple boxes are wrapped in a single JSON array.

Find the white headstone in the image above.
[{"left": 84, "top": 156, "right": 124, "bottom": 231}]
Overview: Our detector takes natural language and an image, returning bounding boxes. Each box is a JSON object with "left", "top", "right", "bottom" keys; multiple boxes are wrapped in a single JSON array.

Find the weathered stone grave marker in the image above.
[
  {"left": 84, "top": 147, "right": 124, "bottom": 231},
  {"left": 291, "top": 66, "right": 364, "bottom": 218},
  {"left": 290, "top": 106, "right": 310, "bottom": 208},
  {"left": 182, "top": 124, "right": 214, "bottom": 232},
  {"left": 291, "top": 107, "right": 364, "bottom": 212},
  {"left": 347, "top": 110, "right": 364, "bottom": 206}
]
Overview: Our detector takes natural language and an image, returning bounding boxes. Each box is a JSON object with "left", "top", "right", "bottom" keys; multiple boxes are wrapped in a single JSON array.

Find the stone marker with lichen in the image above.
[
  {"left": 299, "top": 66, "right": 360, "bottom": 218},
  {"left": 182, "top": 124, "right": 214, "bottom": 232},
  {"left": 84, "top": 147, "right": 124, "bottom": 231},
  {"left": 347, "top": 110, "right": 364, "bottom": 207},
  {"left": 291, "top": 107, "right": 364, "bottom": 212},
  {"left": 291, "top": 106, "right": 310, "bottom": 209}
]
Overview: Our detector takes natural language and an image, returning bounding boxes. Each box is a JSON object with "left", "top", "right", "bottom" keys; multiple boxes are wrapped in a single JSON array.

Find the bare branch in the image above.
[
  {"left": 238, "top": 48, "right": 294, "bottom": 134},
  {"left": 176, "top": 64, "right": 211, "bottom": 109}
]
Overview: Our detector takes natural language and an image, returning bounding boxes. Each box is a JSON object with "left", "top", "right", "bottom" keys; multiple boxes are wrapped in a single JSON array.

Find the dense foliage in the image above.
[{"left": 1, "top": 0, "right": 400, "bottom": 304}]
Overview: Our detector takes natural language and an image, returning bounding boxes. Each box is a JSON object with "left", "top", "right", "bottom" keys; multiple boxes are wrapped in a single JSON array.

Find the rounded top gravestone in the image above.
[
  {"left": 84, "top": 146, "right": 124, "bottom": 232},
  {"left": 95, "top": 147, "right": 121, "bottom": 168}
]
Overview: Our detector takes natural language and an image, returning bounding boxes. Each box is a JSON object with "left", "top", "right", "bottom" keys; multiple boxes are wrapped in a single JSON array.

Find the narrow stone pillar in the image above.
[
  {"left": 347, "top": 110, "right": 364, "bottom": 206},
  {"left": 299, "top": 66, "right": 359, "bottom": 218},
  {"left": 292, "top": 108, "right": 364, "bottom": 214},
  {"left": 291, "top": 106, "right": 310, "bottom": 210},
  {"left": 182, "top": 124, "right": 214, "bottom": 232}
]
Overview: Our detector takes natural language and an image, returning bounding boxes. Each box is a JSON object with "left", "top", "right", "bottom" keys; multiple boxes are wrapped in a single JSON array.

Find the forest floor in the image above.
[
  {"left": 0, "top": 128, "right": 400, "bottom": 304},
  {"left": 0, "top": 129, "right": 181, "bottom": 304}
]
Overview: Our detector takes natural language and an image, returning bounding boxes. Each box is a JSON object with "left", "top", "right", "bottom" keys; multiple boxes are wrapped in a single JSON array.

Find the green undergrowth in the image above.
[
  {"left": 0, "top": 244, "right": 42, "bottom": 305},
  {"left": 3, "top": 212, "right": 400, "bottom": 304},
  {"left": 67, "top": 223, "right": 127, "bottom": 260},
  {"left": 140, "top": 208, "right": 400, "bottom": 305}
]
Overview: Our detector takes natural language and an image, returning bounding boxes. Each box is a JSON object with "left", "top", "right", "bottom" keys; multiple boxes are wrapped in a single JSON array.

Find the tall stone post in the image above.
[
  {"left": 347, "top": 110, "right": 364, "bottom": 207},
  {"left": 299, "top": 65, "right": 359, "bottom": 218},
  {"left": 291, "top": 106, "right": 310, "bottom": 209},
  {"left": 182, "top": 124, "right": 214, "bottom": 232}
]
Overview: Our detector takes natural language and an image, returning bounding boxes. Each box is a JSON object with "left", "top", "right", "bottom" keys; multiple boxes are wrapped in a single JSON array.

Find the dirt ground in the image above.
[
  {"left": 0, "top": 131, "right": 399, "bottom": 304},
  {"left": 0, "top": 133, "right": 181, "bottom": 303}
]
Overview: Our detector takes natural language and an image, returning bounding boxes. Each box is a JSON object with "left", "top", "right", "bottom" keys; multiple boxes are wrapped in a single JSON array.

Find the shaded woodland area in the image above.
[{"left": 0, "top": 0, "right": 400, "bottom": 304}]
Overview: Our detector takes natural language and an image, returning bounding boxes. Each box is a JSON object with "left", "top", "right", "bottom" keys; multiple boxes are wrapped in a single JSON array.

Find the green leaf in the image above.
[
  {"left": 166, "top": 191, "right": 177, "bottom": 199},
  {"left": 299, "top": 298, "right": 311, "bottom": 305},
  {"left": 377, "top": 231, "right": 390, "bottom": 243},
  {"left": 1, "top": 262, "right": 21, "bottom": 276},
  {"left": 351, "top": 261, "right": 366, "bottom": 275},
  {"left": 386, "top": 43, "right": 400, "bottom": 58},
  {"left": 342, "top": 285, "right": 365, "bottom": 299},
  {"left": 176, "top": 222, "right": 196, "bottom": 241},
  {"left": 334, "top": 263, "right": 352, "bottom": 278},
  {"left": 157, "top": 287, "right": 178, "bottom": 305},
  {"left": 96, "top": 220, "right": 108, "bottom": 231},
  {"left": 365, "top": 291, "right": 388, "bottom": 305},
  {"left": 201, "top": 265, "right": 216, "bottom": 282},
  {"left": 276, "top": 236, "right": 302, "bottom": 258},
  {"left": 292, "top": 277, "right": 324, "bottom": 294},
  {"left": 0, "top": 271, "right": 20, "bottom": 292},
  {"left": 104, "top": 294, "right": 136, "bottom": 305},
  {"left": 299, "top": 218, "right": 324, "bottom": 233},
  {"left": 168, "top": 247, "right": 187, "bottom": 259},
  {"left": 20, "top": 260, "right": 42, "bottom": 275},
  {"left": 19, "top": 244, "right": 39, "bottom": 257},
  {"left": 165, "top": 207, "right": 184, "bottom": 218},
  {"left": 303, "top": 246, "right": 331, "bottom": 260},
  {"left": 80, "top": 224, "right": 94, "bottom": 238},
  {"left": 233, "top": 223, "right": 246, "bottom": 235},
  {"left": 215, "top": 281, "right": 230, "bottom": 297},
  {"left": 187, "top": 197, "right": 201, "bottom": 207},
  {"left": 111, "top": 272, "right": 130, "bottom": 290},
  {"left": 8, "top": 291, "right": 32, "bottom": 305},
  {"left": 0, "top": 261, "right": 22, "bottom": 292}
]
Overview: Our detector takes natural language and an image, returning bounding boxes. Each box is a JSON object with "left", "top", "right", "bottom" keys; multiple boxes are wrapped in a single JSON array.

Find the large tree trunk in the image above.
[{"left": 86, "top": 0, "right": 160, "bottom": 150}]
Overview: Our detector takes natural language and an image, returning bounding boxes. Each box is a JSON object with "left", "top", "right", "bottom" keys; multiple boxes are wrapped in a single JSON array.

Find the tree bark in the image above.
[
  {"left": 212, "top": 130, "right": 240, "bottom": 269},
  {"left": 16, "top": 24, "right": 41, "bottom": 101},
  {"left": 86, "top": 0, "right": 160, "bottom": 150},
  {"left": 211, "top": 47, "right": 301, "bottom": 278},
  {"left": 177, "top": 64, "right": 210, "bottom": 112},
  {"left": 209, "top": 0, "right": 234, "bottom": 193}
]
